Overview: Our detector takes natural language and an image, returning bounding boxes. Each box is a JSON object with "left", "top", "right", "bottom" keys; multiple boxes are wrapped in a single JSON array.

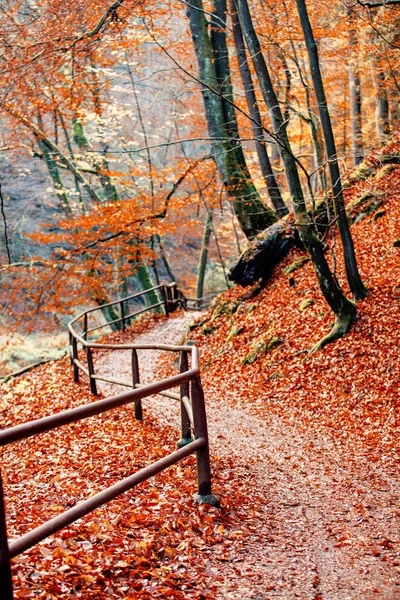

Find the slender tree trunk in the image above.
[
  {"left": 230, "top": 2, "right": 288, "bottom": 217},
  {"left": 155, "top": 234, "right": 176, "bottom": 282},
  {"left": 196, "top": 208, "right": 213, "bottom": 299},
  {"left": 348, "top": 8, "right": 363, "bottom": 166},
  {"left": 36, "top": 115, "right": 72, "bottom": 215},
  {"left": 57, "top": 110, "right": 86, "bottom": 212},
  {"left": 293, "top": 51, "right": 327, "bottom": 192},
  {"left": 94, "top": 295, "right": 122, "bottom": 331},
  {"left": 37, "top": 138, "right": 72, "bottom": 215},
  {"left": 186, "top": 0, "right": 278, "bottom": 239},
  {"left": 235, "top": 0, "right": 357, "bottom": 349},
  {"left": 72, "top": 119, "right": 118, "bottom": 202},
  {"left": 389, "top": 85, "right": 400, "bottom": 131},
  {"left": 295, "top": 0, "right": 367, "bottom": 301},
  {"left": 136, "top": 259, "right": 162, "bottom": 309},
  {"left": 374, "top": 69, "right": 390, "bottom": 144}
]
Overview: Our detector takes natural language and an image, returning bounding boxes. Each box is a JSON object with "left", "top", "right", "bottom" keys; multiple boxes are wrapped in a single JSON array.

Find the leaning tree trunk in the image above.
[
  {"left": 235, "top": 0, "right": 357, "bottom": 350},
  {"left": 196, "top": 208, "right": 213, "bottom": 299},
  {"left": 72, "top": 119, "right": 119, "bottom": 203},
  {"left": 36, "top": 137, "right": 72, "bottom": 216},
  {"left": 186, "top": 0, "right": 278, "bottom": 240},
  {"left": 295, "top": 0, "right": 367, "bottom": 302},
  {"left": 230, "top": 1, "right": 288, "bottom": 217}
]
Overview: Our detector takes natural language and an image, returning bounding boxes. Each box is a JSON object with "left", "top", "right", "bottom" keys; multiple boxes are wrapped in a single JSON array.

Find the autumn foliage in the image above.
[{"left": 1, "top": 143, "right": 400, "bottom": 596}]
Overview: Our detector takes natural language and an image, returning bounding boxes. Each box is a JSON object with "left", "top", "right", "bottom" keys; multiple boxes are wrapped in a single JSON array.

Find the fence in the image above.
[
  {"left": 0, "top": 283, "right": 218, "bottom": 599},
  {"left": 70, "top": 282, "right": 210, "bottom": 345}
]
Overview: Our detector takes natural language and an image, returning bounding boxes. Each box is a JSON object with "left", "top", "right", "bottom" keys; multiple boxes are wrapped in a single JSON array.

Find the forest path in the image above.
[{"left": 95, "top": 312, "right": 400, "bottom": 599}]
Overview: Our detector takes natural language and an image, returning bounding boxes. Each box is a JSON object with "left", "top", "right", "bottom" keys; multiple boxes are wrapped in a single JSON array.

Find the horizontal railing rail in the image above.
[
  {"left": 0, "top": 283, "right": 218, "bottom": 599},
  {"left": 68, "top": 282, "right": 213, "bottom": 342}
]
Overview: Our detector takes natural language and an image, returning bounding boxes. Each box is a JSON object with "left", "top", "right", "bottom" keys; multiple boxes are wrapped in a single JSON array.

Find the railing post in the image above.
[
  {"left": 120, "top": 301, "right": 126, "bottom": 332},
  {"left": 83, "top": 313, "right": 88, "bottom": 340},
  {"left": 68, "top": 332, "right": 73, "bottom": 365},
  {"left": 161, "top": 285, "right": 169, "bottom": 317},
  {"left": 71, "top": 336, "right": 79, "bottom": 383},
  {"left": 170, "top": 283, "right": 178, "bottom": 312},
  {"left": 177, "top": 351, "right": 193, "bottom": 448},
  {"left": 191, "top": 377, "right": 219, "bottom": 507},
  {"left": 131, "top": 349, "right": 142, "bottom": 420},
  {"left": 0, "top": 472, "right": 14, "bottom": 600},
  {"left": 86, "top": 347, "right": 98, "bottom": 396}
]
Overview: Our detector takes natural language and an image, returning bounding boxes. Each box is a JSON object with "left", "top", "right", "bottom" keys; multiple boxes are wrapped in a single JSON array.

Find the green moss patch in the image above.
[
  {"left": 284, "top": 256, "right": 310, "bottom": 276},
  {"left": 347, "top": 191, "right": 382, "bottom": 224},
  {"left": 241, "top": 334, "right": 283, "bottom": 365},
  {"left": 211, "top": 300, "right": 240, "bottom": 321},
  {"left": 375, "top": 163, "right": 398, "bottom": 181},
  {"left": 226, "top": 324, "right": 244, "bottom": 341},
  {"left": 299, "top": 298, "right": 315, "bottom": 311}
]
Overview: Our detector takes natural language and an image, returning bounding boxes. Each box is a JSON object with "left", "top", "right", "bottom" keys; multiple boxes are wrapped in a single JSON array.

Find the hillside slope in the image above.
[
  {"left": 189, "top": 148, "right": 400, "bottom": 467},
  {"left": 1, "top": 145, "right": 400, "bottom": 598}
]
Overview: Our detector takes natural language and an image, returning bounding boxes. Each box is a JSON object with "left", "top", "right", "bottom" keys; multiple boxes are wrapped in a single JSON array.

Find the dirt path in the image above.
[{"left": 95, "top": 314, "right": 400, "bottom": 599}]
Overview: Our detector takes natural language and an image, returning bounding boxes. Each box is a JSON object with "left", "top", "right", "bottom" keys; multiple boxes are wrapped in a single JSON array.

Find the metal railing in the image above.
[
  {"left": 69, "top": 282, "right": 210, "bottom": 345},
  {"left": 0, "top": 283, "right": 218, "bottom": 599}
]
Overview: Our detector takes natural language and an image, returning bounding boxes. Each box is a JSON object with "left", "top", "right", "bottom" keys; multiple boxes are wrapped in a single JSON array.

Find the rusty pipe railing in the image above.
[
  {"left": 0, "top": 349, "right": 218, "bottom": 598},
  {"left": 0, "top": 284, "right": 219, "bottom": 599}
]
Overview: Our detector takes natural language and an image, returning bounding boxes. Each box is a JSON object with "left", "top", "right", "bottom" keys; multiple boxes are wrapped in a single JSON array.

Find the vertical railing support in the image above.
[
  {"left": 83, "top": 313, "right": 88, "bottom": 340},
  {"left": 164, "top": 284, "right": 171, "bottom": 316},
  {"left": 169, "top": 282, "right": 178, "bottom": 312},
  {"left": 68, "top": 332, "right": 73, "bottom": 365},
  {"left": 191, "top": 377, "right": 219, "bottom": 507},
  {"left": 120, "top": 301, "right": 126, "bottom": 332},
  {"left": 86, "top": 347, "right": 98, "bottom": 396},
  {"left": 177, "top": 351, "right": 193, "bottom": 448},
  {"left": 160, "top": 284, "right": 169, "bottom": 317},
  {"left": 0, "top": 472, "right": 13, "bottom": 600},
  {"left": 71, "top": 336, "right": 79, "bottom": 383},
  {"left": 131, "top": 349, "right": 142, "bottom": 420}
]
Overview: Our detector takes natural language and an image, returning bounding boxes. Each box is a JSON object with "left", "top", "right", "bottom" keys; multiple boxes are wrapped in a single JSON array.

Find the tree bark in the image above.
[
  {"left": 295, "top": 0, "right": 367, "bottom": 301},
  {"left": 234, "top": 0, "right": 357, "bottom": 348},
  {"left": 196, "top": 208, "right": 213, "bottom": 299},
  {"left": 374, "top": 70, "right": 390, "bottom": 144},
  {"left": 230, "top": 1, "right": 288, "bottom": 217},
  {"left": 348, "top": 7, "right": 363, "bottom": 166},
  {"left": 186, "top": 0, "right": 278, "bottom": 239}
]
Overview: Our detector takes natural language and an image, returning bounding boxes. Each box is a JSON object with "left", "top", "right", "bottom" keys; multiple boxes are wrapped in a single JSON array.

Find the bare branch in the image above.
[
  {"left": 357, "top": 0, "right": 400, "bottom": 6},
  {"left": 0, "top": 183, "right": 11, "bottom": 265}
]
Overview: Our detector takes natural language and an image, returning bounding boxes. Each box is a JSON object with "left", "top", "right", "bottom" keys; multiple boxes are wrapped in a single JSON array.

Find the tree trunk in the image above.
[
  {"left": 234, "top": 0, "right": 357, "bottom": 348},
  {"left": 374, "top": 70, "right": 390, "bottom": 144},
  {"left": 36, "top": 138, "right": 72, "bottom": 216},
  {"left": 230, "top": 1, "right": 288, "bottom": 217},
  {"left": 348, "top": 8, "right": 363, "bottom": 167},
  {"left": 389, "top": 85, "right": 400, "bottom": 132},
  {"left": 58, "top": 110, "right": 86, "bottom": 212},
  {"left": 186, "top": 0, "right": 278, "bottom": 239},
  {"left": 295, "top": 0, "right": 367, "bottom": 301},
  {"left": 196, "top": 208, "right": 213, "bottom": 299},
  {"left": 136, "top": 260, "right": 162, "bottom": 310},
  {"left": 72, "top": 119, "right": 119, "bottom": 203}
]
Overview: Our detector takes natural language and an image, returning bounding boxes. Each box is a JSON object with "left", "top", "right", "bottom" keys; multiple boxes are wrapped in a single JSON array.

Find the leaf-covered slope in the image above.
[
  {"left": 1, "top": 147, "right": 400, "bottom": 598},
  {"left": 189, "top": 156, "right": 400, "bottom": 462},
  {"left": 1, "top": 351, "right": 269, "bottom": 599}
]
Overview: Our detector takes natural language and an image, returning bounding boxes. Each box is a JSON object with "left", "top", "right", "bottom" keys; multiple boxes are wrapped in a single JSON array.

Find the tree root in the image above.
[{"left": 310, "top": 307, "right": 356, "bottom": 354}]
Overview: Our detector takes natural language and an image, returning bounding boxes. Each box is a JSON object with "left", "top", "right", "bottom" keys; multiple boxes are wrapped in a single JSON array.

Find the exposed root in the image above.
[{"left": 310, "top": 308, "right": 356, "bottom": 354}]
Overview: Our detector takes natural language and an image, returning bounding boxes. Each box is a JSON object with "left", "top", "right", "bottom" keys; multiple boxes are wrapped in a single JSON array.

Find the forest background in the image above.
[{"left": 0, "top": 0, "right": 399, "bottom": 374}]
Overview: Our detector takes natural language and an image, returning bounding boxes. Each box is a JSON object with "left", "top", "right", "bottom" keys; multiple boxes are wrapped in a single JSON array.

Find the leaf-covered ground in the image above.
[{"left": 1, "top": 149, "right": 400, "bottom": 598}]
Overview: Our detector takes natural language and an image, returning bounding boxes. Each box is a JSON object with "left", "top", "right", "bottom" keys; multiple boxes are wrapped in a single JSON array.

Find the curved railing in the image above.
[{"left": 0, "top": 283, "right": 218, "bottom": 599}]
